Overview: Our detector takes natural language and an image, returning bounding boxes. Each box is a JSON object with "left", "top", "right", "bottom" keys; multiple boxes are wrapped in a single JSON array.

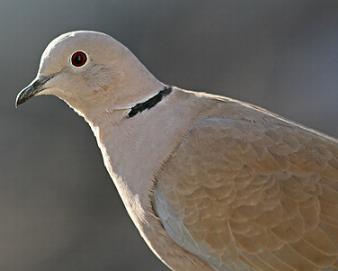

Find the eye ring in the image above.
[{"left": 71, "top": 51, "right": 87, "bottom": 67}]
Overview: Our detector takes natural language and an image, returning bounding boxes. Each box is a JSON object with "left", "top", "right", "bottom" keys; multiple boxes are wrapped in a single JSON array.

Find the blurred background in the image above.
[{"left": 1, "top": 0, "right": 338, "bottom": 270}]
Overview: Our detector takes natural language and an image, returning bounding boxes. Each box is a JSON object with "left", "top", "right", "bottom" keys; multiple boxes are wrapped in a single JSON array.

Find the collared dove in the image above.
[{"left": 16, "top": 31, "right": 338, "bottom": 271}]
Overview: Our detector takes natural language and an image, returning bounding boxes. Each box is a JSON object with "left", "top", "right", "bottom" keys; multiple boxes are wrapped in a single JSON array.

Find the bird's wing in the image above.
[{"left": 153, "top": 116, "right": 338, "bottom": 271}]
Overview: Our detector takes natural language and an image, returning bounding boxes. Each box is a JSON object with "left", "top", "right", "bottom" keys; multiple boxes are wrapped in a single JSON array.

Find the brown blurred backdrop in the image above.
[{"left": 1, "top": 1, "right": 338, "bottom": 270}]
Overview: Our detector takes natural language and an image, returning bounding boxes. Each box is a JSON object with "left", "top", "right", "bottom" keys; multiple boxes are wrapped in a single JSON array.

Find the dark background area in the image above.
[{"left": 1, "top": 1, "right": 338, "bottom": 270}]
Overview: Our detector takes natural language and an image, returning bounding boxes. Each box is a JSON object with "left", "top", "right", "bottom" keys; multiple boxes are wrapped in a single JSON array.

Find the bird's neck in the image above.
[{"left": 82, "top": 88, "right": 203, "bottom": 229}]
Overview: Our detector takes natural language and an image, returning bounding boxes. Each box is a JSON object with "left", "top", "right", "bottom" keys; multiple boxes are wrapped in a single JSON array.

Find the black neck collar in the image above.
[{"left": 127, "top": 86, "right": 172, "bottom": 118}]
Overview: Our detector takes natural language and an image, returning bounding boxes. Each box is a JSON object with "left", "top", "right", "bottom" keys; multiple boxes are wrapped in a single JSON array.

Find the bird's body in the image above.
[{"left": 16, "top": 31, "right": 338, "bottom": 271}]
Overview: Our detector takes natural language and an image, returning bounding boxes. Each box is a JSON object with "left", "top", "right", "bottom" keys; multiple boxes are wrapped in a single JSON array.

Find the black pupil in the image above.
[{"left": 71, "top": 51, "right": 87, "bottom": 67}]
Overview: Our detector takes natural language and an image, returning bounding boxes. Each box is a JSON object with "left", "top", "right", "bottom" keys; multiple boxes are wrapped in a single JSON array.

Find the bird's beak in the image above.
[{"left": 15, "top": 75, "right": 52, "bottom": 107}]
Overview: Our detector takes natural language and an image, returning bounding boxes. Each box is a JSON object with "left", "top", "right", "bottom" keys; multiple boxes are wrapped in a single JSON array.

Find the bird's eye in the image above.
[{"left": 71, "top": 51, "right": 87, "bottom": 67}]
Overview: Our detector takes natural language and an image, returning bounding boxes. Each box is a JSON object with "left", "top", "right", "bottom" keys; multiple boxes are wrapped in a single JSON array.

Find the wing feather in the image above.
[{"left": 153, "top": 115, "right": 338, "bottom": 271}]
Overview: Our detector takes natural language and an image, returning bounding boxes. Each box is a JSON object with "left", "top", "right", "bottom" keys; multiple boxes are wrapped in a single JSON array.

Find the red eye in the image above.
[{"left": 71, "top": 51, "right": 87, "bottom": 67}]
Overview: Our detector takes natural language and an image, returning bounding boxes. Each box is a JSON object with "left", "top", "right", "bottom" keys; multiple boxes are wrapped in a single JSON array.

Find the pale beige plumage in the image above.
[
  {"left": 154, "top": 96, "right": 338, "bottom": 271},
  {"left": 16, "top": 31, "right": 338, "bottom": 271}
]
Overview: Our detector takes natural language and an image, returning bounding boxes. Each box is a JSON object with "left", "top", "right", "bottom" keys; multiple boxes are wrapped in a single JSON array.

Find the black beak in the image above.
[{"left": 15, "top": 75, "right": 52, "bottom": 107}]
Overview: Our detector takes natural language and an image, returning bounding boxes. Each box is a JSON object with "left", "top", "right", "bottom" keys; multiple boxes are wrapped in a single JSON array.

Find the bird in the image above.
[{"left": 16, "top": 31, "right": 338, "bottom": 271}]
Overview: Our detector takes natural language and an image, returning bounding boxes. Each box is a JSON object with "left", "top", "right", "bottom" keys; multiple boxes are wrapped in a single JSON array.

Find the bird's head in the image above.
[{"left": 16, "top": 31, "right": 163, "bottom": 118}]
